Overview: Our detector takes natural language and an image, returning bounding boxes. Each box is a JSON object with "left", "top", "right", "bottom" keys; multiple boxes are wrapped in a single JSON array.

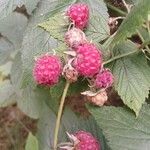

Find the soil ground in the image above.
[{"left": 0, "top": 105, "right": 36, "bottom": 150}]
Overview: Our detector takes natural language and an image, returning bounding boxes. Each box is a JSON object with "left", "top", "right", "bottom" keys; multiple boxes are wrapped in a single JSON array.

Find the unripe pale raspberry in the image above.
[
  {"left": 33, "top": 54, "right": 62, "bottom": 86},
  {"left": 88, "top": 90, "right": 108, "bottom": 106},
  {"left": 74, "top": 43, "right": 102, "bottom": 77},
  {"left": 74, "top": 131, "right": 101, "bottom": 150},
  {"left": 63, "top": 65, "right": 78, "bottom": 83},
  {"left": 66, "top": 3, "right": 89, "bottom": 29},
  {"left": 95, "top": 69, "right": 114, "bottom": 88},
  {"left": 65, "top": 28, "right": 87, "bottom": 48}
]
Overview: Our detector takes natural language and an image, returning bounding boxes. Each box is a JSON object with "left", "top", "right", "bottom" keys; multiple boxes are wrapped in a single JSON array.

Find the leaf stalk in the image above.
[{"left": 103, "top": 50, "right": 138, "bottom": 65}]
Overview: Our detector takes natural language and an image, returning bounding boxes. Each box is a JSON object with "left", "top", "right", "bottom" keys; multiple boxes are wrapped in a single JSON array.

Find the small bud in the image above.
[
  {"left": 63, "top": 59, "right": 78, "bottom": 83},
  {"left": 65, "top": 28, "right": 87, "bottom": 48}
]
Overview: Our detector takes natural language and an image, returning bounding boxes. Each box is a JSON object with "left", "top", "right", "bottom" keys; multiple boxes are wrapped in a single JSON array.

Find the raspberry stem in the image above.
[{"left": 53, "top": 81, "right": 70, "bottom": 150}]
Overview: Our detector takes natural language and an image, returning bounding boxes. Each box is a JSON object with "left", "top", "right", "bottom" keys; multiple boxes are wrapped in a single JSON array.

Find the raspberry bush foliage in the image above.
[{"left": 0, "top": 0, "right": 150, "bottom": 150}]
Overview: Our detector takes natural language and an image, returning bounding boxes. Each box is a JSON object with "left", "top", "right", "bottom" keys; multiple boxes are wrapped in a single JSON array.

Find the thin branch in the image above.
[
  {"left": 137, "top": 30, "right": 150, "bottom": 53},
  {"left": 53, "top": 81, "right": 70, "bottom": 150},
  {"left": 106, "top": 3, "right": 127, "bottom": 16},
  {"left": 103, "top": 50, "right": 138, "bottom": 65},
  {"left": 122, "top": 0, "right": 130, "bottom": 13}
]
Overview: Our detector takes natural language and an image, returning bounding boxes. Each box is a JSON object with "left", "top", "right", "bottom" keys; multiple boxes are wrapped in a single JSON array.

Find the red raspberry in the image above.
[
  {"left": 74, "top": 43, "right": 102, "bottom": 77},
  {"left": 65, "top": 28, "right": 87, "bottom": 48},
  {"left": 74, "top": 131, "right": 101, "bottom": 150},
  {"left": 95, "top": 69, "right": 114, "bottom": 88},
  {"left": 33, "top": 54, "right": 62, "bottom": 86},
  {"left": 66, "top": 3, "right": 89, "bottom": 29}
]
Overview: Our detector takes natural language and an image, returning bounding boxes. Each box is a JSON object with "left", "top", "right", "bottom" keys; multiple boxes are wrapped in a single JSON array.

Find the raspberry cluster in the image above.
[
  {"left": 65, "top": 3, "right": 114, "bottom": 106},
  {"left": 33, "top": 2, "right": 114, "bottom": 105}
]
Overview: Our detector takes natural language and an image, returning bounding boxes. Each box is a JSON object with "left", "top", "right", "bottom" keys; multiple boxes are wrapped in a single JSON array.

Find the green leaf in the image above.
[
  {"left": 0, "top": 37, "right": 14, "bottom": 65},
  {"left": 53, "top": 42, "right": 68, "bottom": 59},
  {"left": 81, "top": 0, "right": 109, "bottom": 21},
  {"left": 86, "top": 14, "right": 110, "bottom": 43},
  {"left": 0, "top": 80, "right": 16, "bottom": 107},
  {"left": 46, "top": 79, "right": 65, "bottom": 113},
  {"left": 0, "top": 53, "right": 29, "bottom": 110},
  {"left": 0, "top": 61, "right": 12, "bottom": 76},
  {"left": 89, "top": 104, "right": 150, "bottom": 150},
  {"left": 68, "top": 77, "right": 88, "bottom": 95},
  {"left": 44, "top": 0, "right": 77, "bottom": 18},
  {"left": 107, "top": 41, "right": 150, "bottom": 116},
  {"left": 11, "top": 52, "right": 22, "bottom": 89},
  {"left": 25, "top": 133, "right": 38, "bottom": 150},
  {"left": 17, "top": 86, "right": 51, "bottom": 119},
  {"left": 38, "top": 13, "right": 68, "bottom": 42},
  {"left": 37, "top": 105, "right": 66, "bottom": 150},
  {"left": 0, "top": 12, "right": 28, "bottom": 49},
  {"left": 111, "top": 0, "right": 150, "bottom": 46},
  {"left": 0, "top": 0, "right": 40, "bottom": 20},
  {"left": 82, "top": 0, "right": 110, "bottom": 42},
  {"left": 50, "top": 79, "right": 65, "bottom": 101}
]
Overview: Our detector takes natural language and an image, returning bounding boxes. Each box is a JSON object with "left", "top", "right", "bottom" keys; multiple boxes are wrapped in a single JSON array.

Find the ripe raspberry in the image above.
[
  {"left": 65, "top": 28, "right": 87, "bottom": 48},
  {"left": 74, "top": 131, "right": 101, "bottom": 150},
  {"left": 66, "top": 3, "right": 89, "bottom": 29},
  {"left": 88, "top": 90, "right": 108, "bottom": 106},
  {"left": 74, "top": 43, "right": 102, "bottom": 77},
  {"left": 95, "top": 69, "right": 114, "bottom": 89},
  {"left": 33, "top": 54, "right": 62, "bottom": 86}
]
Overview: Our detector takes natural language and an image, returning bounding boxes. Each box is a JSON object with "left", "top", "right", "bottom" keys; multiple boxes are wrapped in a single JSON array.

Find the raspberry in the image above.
[
  {"left": 88, "top": 90, "right": 108, "bottom": 106},
  {"left": 65, "top": 28, "right": 87, "bottom": 48},
  {"left": 74, "top": 43, "right": 102, "bottom": 77},
  {"left": 95, "top": 69, "right": 114, "bottom": 88},
  {"left": 33, "top": 54, "right": 62, "bottom": 86},
  {"left": 74, "top": 131, "right": 101, "bottom": 150},
  {"left": 66, "top": 3, "right": 89, "bottom": 29}
]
